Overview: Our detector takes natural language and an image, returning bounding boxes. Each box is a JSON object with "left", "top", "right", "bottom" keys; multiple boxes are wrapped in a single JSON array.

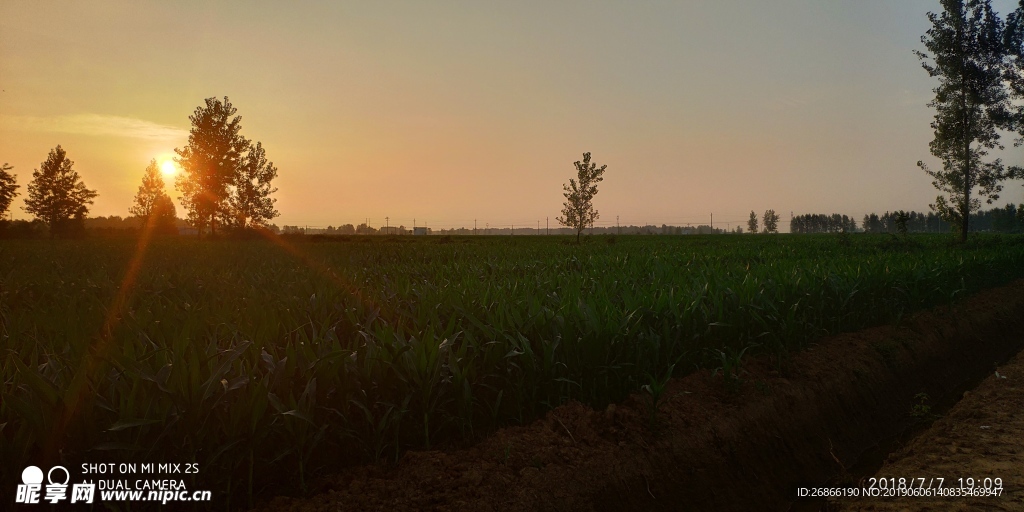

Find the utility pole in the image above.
[
  {"left": 475, "top": 219, "right": 477, "bottom": 235},
  {"left": 711, "top": 212, "right": 713, "bottom": 232},
  {"left": 546, "top": 217, "right": 549, "bottom": 235},
  {"left": 486, "top": 222, "right": 489, "bottom": 235},
  {"left": 385, "top": 216, "right": 389, "bottom": 234},
  {"left": 537, "top": 220, "right": 540, "bottom": 235}
]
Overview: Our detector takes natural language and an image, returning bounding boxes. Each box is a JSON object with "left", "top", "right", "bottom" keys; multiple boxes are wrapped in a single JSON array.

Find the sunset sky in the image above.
[{"left": 2, "top": 0, "right": 1024, "bottom": 231}]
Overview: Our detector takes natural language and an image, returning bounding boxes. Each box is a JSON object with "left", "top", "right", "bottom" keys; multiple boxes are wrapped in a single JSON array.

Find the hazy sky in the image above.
[{"left": 3, "top": 0, "right": 1024, "bottom": 231}]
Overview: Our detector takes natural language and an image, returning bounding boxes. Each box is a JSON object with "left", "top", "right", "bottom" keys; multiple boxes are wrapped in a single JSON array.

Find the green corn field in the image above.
[{"left": 2, "top": 233, "right": 1023, "bottom": 507}]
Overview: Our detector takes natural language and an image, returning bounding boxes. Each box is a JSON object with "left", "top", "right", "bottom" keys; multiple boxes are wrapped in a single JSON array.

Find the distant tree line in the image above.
[
  {"left": 786, "top": 206, "right": 1024, "bottom": 235},
  {"left": 790, "top": 214, "right": 859, "bottom": 234},
  {"left": 277, "top": 223, "right": 736, "bottom": 236},
  {"left": 861, "top": 205, "right": 1023, "bottom": 234},
  {"left": 282, "top": 223, "right": 381, "bottom": 235}
]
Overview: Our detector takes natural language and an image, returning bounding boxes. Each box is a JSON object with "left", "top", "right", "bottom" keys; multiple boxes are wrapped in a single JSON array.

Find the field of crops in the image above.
[{"left": 2, "top": 233, "right": 1024, "bottom": 507}]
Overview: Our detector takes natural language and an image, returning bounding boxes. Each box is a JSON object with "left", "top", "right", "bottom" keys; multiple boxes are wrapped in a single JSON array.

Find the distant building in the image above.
[{"left": 413, "top": 227, "right": 428, "bottom": 236}]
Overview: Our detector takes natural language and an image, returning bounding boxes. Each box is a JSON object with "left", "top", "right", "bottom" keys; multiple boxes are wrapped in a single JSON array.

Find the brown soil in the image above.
[
  {"left": 255, "top": 280, "right": 1024, "bottom": 512},
  {"left": 835, "top": 349, "right": 1024, "bottom": 511}
]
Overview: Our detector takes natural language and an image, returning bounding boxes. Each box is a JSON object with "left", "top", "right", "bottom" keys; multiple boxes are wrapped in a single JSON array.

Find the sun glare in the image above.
[{"left": 160, "top": 160, "right": 177, "bottom": 177}]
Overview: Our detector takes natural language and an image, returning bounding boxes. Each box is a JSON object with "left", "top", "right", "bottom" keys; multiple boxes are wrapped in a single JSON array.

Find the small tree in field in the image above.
[
  {"left": 24, "top": 145, "right": 97, "bottom": 237},
  {"left": 556, "top": 152, "right": 607, "bottom": 242},
  {"left": 763, "top": 209, "right": 780, "bottom": 233},
  {"left": 747, "top": 211, "right": 759, "bottom": 234},
  {"left": 0, "top": 163, "right": 19, "bottom": 219},
  {"left": 130, "top": 160, "right": 178, "bottom": 234}
]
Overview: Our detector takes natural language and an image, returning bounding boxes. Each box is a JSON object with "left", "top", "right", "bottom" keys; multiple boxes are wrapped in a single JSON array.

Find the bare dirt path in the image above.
[{"left": 836, "top": 348, "right": 1024, "bottom": 511}]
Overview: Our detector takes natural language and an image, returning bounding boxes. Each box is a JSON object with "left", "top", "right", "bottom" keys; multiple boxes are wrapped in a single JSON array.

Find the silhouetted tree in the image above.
[
  {"left": 175, "top": 96, "right": 248, "bottom": 237},
  {"left": 0, "top": 163, "right": 18, "bottom": 219},
  {"left": 556, "top": 152, "right": 608, "bottom": 242},
  {"left": 225, "top": 141, "right": 279, "bottom": 229},
  {"left": 917, "top": 0, "right": 1011, "bottom": 242},
  {"left": 23, "top": 146, "right": 97, "bottom": 237},
  {"left": 762, "top": 209, "right": 779, "bottom": 233},
  {"left": 130, "top": 160, "right": 178, "bottom": 234},
  {"left": 747, "top": 210, "right": 758, "bottom": 234},
  {"left": 894, "top": 210, "right": 911, "bottom": 235}
]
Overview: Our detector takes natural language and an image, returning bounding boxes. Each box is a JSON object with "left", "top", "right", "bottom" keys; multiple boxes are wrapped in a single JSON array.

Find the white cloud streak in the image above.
[{"left": 1, "top": 113, "right": 188, "bottom": 141}]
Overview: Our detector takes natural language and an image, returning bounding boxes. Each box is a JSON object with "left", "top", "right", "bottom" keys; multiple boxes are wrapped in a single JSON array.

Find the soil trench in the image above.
[
  {"left": 835, "top": 346, "right": 1024, "bottom": 511},
  {"left": 257, "top": 280, "right": 1024, "bottom": 512}
]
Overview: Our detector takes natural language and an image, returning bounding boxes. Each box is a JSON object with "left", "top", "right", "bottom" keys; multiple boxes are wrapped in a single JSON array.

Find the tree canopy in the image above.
[
  {"left": 916, "top": 0, "right": 1011, "bottom": 242},
  {"left": 226, "top": 141, "right": 279, "bottom": 229},
  {"left": 23, "top": 145, "right": 97, "bottom": 237},
  {"left": 556, "top": 152, "right": 608, "bottom": 242},
  {"left": 762, "top": 209, "right": 779, "bottom": 234},
  {"left": 175, "top": 96, "right": 265, "bottom": 236},
  {"left": 0, "top": 163, "right": 18, "bottom": 219}
]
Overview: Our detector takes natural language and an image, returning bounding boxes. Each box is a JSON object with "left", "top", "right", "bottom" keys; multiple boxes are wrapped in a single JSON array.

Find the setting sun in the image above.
[{"left": 160, "top": 159, "right": 177, "bottom": 177}]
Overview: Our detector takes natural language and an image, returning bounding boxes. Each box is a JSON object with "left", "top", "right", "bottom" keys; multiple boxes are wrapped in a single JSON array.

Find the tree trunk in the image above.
[{"left": 961, "top": 140, "right": 971, "bottom": 243}]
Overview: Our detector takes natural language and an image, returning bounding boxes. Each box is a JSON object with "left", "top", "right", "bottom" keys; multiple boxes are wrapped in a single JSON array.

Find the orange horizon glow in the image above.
[{"left": 2, "top": 1, "right": 1024, "bottom": 232}]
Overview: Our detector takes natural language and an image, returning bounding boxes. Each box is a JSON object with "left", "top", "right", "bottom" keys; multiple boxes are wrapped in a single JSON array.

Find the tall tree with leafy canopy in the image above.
[
  {"left": 175, "top": 96, "right": 248, "bottom": 237},
  {"left": 0, "top": 163, "right": 18, "bottom": 219},
  {"left": 23, "top": 146, "right": 97, "bottom": 237},
  {"left": 762, "top": 209, "right": 779, "bottom": 233},
  {"left": 556, "top": 152, "right": 608, "bottom": 242},
  {"left": 130, "top": 160, "right": 178, "bottom": 234},
  {"left": 747, "top": 211, "right": 758, "bottom": 234},
  {"left": 224, "top": 141, "right": 279, "bottom": 229},
  {"left": 916, "top": 0, "right": 1011, "bottom": 242}
]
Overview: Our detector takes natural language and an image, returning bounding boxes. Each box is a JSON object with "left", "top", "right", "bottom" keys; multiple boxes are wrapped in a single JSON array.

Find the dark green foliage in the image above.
[
  {"left": 762, "top": 209, "right": 780, "bottom": 233},
  {"left": 861, "top": 207, "right": 1022, "bottom": 233},
  {"left": 791, "top": 213, "right": 858, "bottom": 234}
]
